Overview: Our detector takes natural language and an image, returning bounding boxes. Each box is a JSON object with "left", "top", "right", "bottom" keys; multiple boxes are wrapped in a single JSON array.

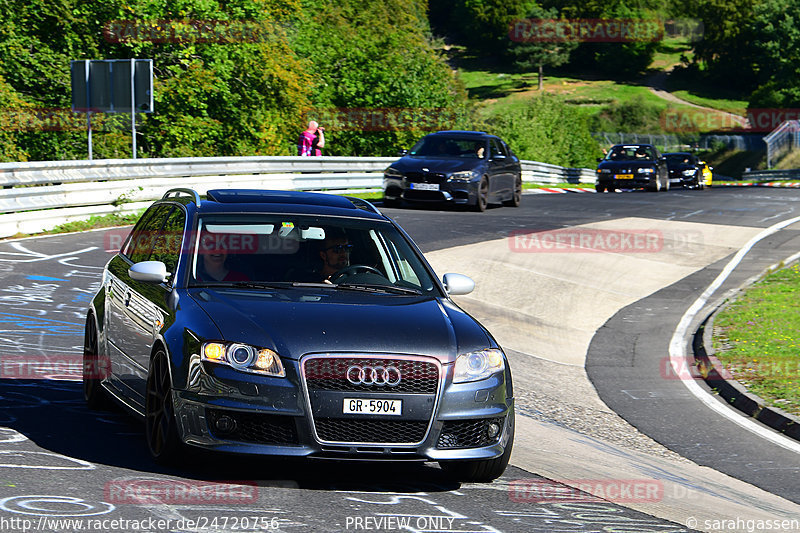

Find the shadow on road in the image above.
[{"left": 0, "top": 378, "right": 460, "bottom": 493}]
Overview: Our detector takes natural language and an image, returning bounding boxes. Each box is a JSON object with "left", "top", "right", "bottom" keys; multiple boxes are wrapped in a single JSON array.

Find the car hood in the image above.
[
  {"left": 390, "top": 156, "right": 483, "bottom": 175},
  {"left": 188, "top": 288, "right": 492, "bottom": 363}
]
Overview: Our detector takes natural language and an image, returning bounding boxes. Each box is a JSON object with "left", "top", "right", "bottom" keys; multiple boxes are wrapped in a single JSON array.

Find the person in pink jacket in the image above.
[{"left": 297, "top": 121, "right": 325, "bottom": 156}]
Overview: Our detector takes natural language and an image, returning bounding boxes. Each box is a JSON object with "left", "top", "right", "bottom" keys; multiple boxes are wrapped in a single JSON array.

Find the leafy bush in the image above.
[
  {"left": 483, "top": 94, "right": 601, "bottom": 167},
  {"left": 589, "top": 96, "right": 668, "bottom": 133}
]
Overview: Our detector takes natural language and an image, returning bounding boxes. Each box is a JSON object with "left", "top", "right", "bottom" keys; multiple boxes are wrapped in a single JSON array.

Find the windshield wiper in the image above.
[
  {"left": 190, "top": 281, "right": 292, "bottom": 290},
  {"left": 336, "top": 283, "right": 422, "bottom": 295}
]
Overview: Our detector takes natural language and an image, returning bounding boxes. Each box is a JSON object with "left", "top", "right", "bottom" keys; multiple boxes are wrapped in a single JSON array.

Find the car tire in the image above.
[
  {"left": 647, "top": 179, "right": 659, "bottom": 192},
  {"left": 473, "top": 178, "right": 489, "bottom": 212},
  {"left": 439, "top": 413, "right": 515, "bottom": 482},
  {"left": 663, "top": 177, "right": 670, "bottom": 191},
  {"left": 146, "top": 349, "right": 182, "bottom": 464},
  {"left": 83, "top": 314, "right": 111, "bottom": 410},
  {"left": 383, "top": 196, "right": 400, "bottom": 208},
  {"left": 595, "top": 184, "right": 606, "bottom": 193},
  {"left": 503, "top": 178, "right": 522, "bottom": 207}
]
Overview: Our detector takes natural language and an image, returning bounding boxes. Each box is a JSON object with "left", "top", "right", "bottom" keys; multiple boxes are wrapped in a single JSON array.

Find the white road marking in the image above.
[{"left": 670, "top": 214, "right": 800, "bottom": 454}]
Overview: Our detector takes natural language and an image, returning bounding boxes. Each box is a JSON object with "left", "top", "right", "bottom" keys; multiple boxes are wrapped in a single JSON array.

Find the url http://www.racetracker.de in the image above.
[{"left": 0, "top": 515, "right": 282, "bottom": 532}]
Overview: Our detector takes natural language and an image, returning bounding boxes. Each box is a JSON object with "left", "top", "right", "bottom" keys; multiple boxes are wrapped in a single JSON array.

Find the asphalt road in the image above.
[{"left": 2, "top": 186, "right": 800, "bottom": 532}]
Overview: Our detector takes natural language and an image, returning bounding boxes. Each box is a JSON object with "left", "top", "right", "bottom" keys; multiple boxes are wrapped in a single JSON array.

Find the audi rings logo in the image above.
[{"left": 346, "top": 365, "right": 402, "bottom": 386}]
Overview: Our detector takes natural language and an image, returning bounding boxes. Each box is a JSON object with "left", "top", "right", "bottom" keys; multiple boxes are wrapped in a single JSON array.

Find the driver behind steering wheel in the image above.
[{"left": 318, "top": 229, "right": 353, "bottom": 283}]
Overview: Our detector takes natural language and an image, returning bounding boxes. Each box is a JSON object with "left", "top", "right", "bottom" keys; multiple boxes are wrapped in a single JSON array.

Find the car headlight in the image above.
[
  {"left": 453, "top": 348, "right": 505, "bottom": 383},
  {"left": 202, "top": 341, "right": 286, "bottom": 377},
  {"left": 449, "top": 170, "right": 477, "bottom": 182},
  {"left": 597, "top": 169, "right": 611, "bottom": 174},
  {"left": 637, "top": 168, "right": 655, "bottom": 174},
  {"left": 682, "top": 169, "right": 696, "bottom": 176},
  {"left": 384, "top": 167, "right": 404, "bottom": 179}
]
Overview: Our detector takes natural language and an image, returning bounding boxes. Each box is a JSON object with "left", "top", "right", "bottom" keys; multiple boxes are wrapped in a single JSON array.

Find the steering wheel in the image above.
[{"left": 329, "top": 265, "right": 382, "bottom": 283}]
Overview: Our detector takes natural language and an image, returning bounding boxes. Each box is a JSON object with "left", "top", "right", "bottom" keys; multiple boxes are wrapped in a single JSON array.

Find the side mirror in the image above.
[
  {"left": 490, "top": 154, "right": 506, "bottom": 161},
  {"left": 442, "top": 273, "right": 475, "bottom": 296},
  {"left": 596, "top": 158, "right": 603, "bottom": 163},
  {"left": 397, "top": 149, "right": 408, "bottom": 156},
  {"left": 129, "top": 261, "right": 169, "bottom": 283}
]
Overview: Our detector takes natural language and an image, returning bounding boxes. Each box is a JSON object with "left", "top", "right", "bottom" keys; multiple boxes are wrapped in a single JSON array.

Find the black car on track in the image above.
[
  {"left": 595, "top": 144, "right": 669, "bottom": 193},
  {"left": 663, "top": 152, "right": 704, "bottom": 189},
  {"left": 382, "top": 130, "right": 522, "bottom": 211},
  {"left": 84, "top": 188, "right": 515, "bottom": 481}
]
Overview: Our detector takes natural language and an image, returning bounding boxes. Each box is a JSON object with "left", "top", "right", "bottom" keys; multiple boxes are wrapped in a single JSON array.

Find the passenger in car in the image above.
[{"left": 196, "top": 236, "right": 249, "bottom": 282}]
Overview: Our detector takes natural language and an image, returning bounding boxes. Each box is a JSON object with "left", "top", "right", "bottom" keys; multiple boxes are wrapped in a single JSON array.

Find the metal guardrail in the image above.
[
  {"left": 0, "top": 156, "right": 594, "bottom": 238},
  {"left": 742, "top": 168, "right": 800, "bottom": 180},
  {"left": 763, "top": 120, "right": 800, "bottom": 168}
]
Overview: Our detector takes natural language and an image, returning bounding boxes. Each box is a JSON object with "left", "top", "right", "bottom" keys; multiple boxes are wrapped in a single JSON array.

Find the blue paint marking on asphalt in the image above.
[
  {"left": 26, "top": 275, "right": 67, "bottom": 282},
  {"left": 0, "top": 313, "right": 82, "bottom": 336}
]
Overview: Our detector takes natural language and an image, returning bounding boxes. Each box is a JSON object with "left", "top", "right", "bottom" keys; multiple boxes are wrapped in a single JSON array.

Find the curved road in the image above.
[{"left": 0, "top": 187, "right": 798, "bottom": 532}]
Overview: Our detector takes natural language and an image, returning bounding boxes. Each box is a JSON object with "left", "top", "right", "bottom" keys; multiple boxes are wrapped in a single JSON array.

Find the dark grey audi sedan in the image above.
[{"left": 84, "top": 189, "right": 514, "bottom": 481}]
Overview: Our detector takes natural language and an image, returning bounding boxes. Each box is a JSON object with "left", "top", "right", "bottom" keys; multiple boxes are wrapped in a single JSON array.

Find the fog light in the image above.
[
  {"left": 214, "top": 415, "right": 237, "bottom": 435},
  {"left": 487, "top": 422, "right": 501, "bottom": 439}
]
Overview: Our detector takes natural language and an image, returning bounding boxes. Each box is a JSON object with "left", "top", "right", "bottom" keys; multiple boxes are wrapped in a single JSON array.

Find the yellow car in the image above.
[{"left": 698, "top": 161, "right": 713, "bottom": 188}]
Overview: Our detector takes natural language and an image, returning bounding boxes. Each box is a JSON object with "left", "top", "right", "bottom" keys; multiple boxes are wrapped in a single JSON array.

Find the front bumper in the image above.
[
  {"left": 172, "top": 354, "right": 514, "bottom": 462},
  {"left": 383, "top": 177, "right": 478, "bottom": 205},
  {"left": 597, "top": 175, "right": 657, "bottom": 189}
]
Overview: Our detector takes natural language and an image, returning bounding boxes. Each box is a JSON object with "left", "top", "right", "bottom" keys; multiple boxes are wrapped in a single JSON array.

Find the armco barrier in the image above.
[
  {"left": 0, "top": 156, "right": 594, "bottom": 238},
  {"left": 742, "top": 168, "right": 800, "bottom": 180}
]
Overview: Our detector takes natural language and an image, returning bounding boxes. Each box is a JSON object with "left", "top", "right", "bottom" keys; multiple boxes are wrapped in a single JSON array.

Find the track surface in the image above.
[{"left": 1, "top": 187, "right": 799, "bottom": 532}]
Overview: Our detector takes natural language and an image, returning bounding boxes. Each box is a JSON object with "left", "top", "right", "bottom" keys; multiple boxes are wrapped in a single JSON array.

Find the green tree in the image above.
[
  {"left": 676, "top": 0, "right": 758, "bottom": 88},
  {"left": 429, "top": 0, "right": 537, "bottom": 58},
  {"left": 745, "top": 0, "right": 800, "bottom": 108},
  {"left": 509, "top": 5, "right": 577, "bottom": 90},
  {"left": 294, "top": 0, "right": 472, "bottom": 156}
]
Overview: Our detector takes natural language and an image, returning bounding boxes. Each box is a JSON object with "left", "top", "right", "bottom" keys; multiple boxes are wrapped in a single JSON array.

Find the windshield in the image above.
[
  {"left": 664, "top": 153, "right": 696, "bottom": 165},
  {"left": 409, "top": 136, "right": 487, "bottom": 158},
  {"left": 188, "top": 214, "right": 440, "bottom": 295},
  {"left": 605, "top": 145, "right": 655, "bottom": 161}
]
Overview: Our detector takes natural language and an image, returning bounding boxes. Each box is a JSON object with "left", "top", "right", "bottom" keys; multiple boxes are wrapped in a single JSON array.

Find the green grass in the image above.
[
  {"left": 713, "top": 262, "right": 800, "bottom": 416},
  {"left": 650, "top": 37, "right": 693, "bottom": 70},
  {"left": 664, "top": 66, "right": 749, "bottom": 116},
  {"left": 775, "top": 150, "right": 800, "bottom": 170}
]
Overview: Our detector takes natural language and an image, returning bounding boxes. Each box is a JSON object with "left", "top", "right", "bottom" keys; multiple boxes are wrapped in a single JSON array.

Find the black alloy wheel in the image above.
[
  {"left": 83, "top": 315, "right": 110, "bottom": 410},
  {"left": 473, "top": 178, "right": 489, "bottom": 212},
  {"left": 145, "top": 349, "right": 181, "bottom": 463},
  {"left": 504, "top": 178, "right": 522, "bottom": 207}
]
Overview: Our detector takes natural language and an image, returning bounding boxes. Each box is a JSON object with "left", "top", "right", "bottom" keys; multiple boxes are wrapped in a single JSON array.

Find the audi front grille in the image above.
[
  {"left": 302, "top": 355, "right": 441, "bottom": 446},
  {"left": 304, "top": 357, "right": 438, "bottom": 394}
]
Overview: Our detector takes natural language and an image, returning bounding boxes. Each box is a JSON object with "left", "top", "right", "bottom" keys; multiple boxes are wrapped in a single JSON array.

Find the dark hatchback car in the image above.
[
  {"left": 663, "top": 152, "right": 704, "bottom": 189},
  {"left": 382, "top": 130, "right": 522, "bottom": 211},
  {"left": 595, "top": 144, "right": 669, "bottom": 193},
  {"left": 84, "top": 189, "right": 514, "bottom": 481}
]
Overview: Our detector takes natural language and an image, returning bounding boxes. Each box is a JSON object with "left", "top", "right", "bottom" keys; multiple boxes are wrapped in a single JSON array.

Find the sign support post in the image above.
[{"left": 130, "top": 58, "right": 137, "bottom": 159}]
